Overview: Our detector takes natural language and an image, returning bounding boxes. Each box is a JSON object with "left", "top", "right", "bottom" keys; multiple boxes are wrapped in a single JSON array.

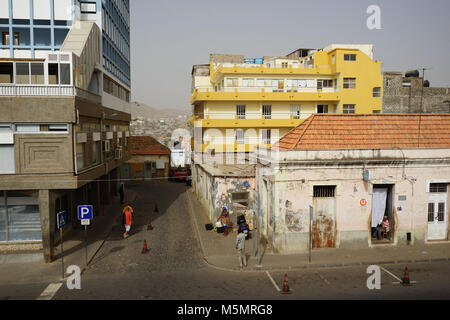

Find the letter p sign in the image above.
[{"left": 78, "top": 205, "right": 93, "bottom": 220}]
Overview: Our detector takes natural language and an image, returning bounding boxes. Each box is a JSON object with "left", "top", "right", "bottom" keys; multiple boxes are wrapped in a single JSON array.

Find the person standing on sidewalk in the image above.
[
  {"left": 236, "top": 230, "right": 247, "bottom": 270},
  {"left": 122, "top": 204, "right": 134, "bottom": 239}
]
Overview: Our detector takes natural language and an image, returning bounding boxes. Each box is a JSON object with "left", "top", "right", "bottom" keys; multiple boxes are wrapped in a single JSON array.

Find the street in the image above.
[{"left": 1, "top": 181, "right": 450, "bottom": 300}]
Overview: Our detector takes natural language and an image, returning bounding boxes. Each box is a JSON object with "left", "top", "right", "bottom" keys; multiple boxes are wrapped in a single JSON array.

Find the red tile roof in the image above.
[
  {"left": 275, "top": 114, "right": 450, "bottom": 151},
  {"left": 130, "top": 136, "right": 171, "bottom": 155}
]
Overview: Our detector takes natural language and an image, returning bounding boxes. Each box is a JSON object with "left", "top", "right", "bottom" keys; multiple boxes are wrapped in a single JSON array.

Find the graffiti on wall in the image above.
[{"left": 284, "top": 200, "right": 307, "bottom": 232}]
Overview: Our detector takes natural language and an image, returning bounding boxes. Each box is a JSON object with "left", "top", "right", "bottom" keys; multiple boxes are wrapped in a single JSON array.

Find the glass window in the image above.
[
  {"left": 430, "top": 183, "right": 447, "bottom": 193},
  {"left": 4, "top": 192, "right": 41, "bottom": 242},
  {"left": 0, "top": 63, "right": 14, "bottom": 83},
  {"left": 48, "top": 63, "right": 59, "bottom": 85},
  {"left": 235, "top": 129, "right": 244, "bottom": 145},
  {"left": 262, "top": 105, "right": 272, "bottom": 119},
  {"left": 60, "top": 64, "right": 71, "bottom": 85},
  {"left": 373, "top": 87, "right": 381, "bottom": 97},
  {"left": 343, "top": 104, "right": 356, "bottom": 114},
  {"left": 76, "top": 143, "right": 85, "bottom": 170},
  {"left": 16, "top": 63, "right": 30, "bottom": 84},
  {"left": 30, "top": 63, "right": 44, "bottom": 84},
  {"left": 236, "top": 105, "right": 246, "bottom": 119},
  {"left": 290, "top": 105, "right": 300, "bottom": 119},
  {"left": 344, "top": 54, "right": 357, "bottom": 61},
  {"left": 343, "top": 78, "right": 356, "bottom": 89},
  {"left": 0, "top": 191, "right": 6, "bottom": 241},
  {"left": 318, "top": 105, "right": 329, "bottom": 113},
  {"left": 242, "top": 78, "right": 254, "bottom": 87}
]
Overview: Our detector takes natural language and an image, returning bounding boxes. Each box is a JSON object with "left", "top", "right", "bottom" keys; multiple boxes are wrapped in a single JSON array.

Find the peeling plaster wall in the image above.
[
  {"left": 257, "top": 161, "right": 450, "bottom": 254},
  {"left": 193, "top": 164, "right": 255, "bottom": 223}
]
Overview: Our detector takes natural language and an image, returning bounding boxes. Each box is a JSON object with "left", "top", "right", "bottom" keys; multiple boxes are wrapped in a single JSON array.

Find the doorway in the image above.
[
  {"left": 427, "top": 183, "right": 448, "bottom": 241},
  {"left": 371, "top": 184, "right": 394, "bottom": 244}
]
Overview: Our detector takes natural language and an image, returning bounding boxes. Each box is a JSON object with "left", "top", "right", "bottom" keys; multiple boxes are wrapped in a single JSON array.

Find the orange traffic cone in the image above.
[
  {"left": 141, "top": 240, "right": 149, "bottom": 254},
  {"left": 402, "top": 267, "right": 411, "bottom": 286},
  {"left": 281, "top": 273, "right": 292, "bottom": 294},
  {"left": 147, "top": 218, "right": 153, "bottom": 231}
]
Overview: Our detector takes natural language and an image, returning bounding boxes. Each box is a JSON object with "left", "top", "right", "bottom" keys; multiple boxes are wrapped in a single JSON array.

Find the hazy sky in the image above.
[{"left": 129, "top": 0, "right": 450, "bottom": 110}]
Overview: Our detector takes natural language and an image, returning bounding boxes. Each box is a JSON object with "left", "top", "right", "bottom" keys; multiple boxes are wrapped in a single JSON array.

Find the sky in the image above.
[{"left": 129, "top": 0, "right": 450, "bottom": 110}]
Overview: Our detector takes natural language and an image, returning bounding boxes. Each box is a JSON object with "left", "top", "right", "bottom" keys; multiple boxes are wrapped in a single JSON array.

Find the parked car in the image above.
[{"left": 171, "top": 167, "right": 188, "bottom": 182}]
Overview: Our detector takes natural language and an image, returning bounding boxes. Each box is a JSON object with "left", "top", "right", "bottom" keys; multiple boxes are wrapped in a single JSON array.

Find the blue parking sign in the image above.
[
  {"left": 78, "top": 205, "right": 93, "bottom": 220},
  {"left": 57, "top": 211, "right": 67, "bottom": 229}
]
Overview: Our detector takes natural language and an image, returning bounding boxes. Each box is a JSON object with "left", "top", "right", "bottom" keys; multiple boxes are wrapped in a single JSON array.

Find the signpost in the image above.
[
  {"left": 57, "top": 211, "right": 67, "bottom": 279},
  {"left": 309, "top": 206, "right": 314, "bottom": 264},
  {"left": 78, "top": 205, "right": 93, "bottom": 267}
]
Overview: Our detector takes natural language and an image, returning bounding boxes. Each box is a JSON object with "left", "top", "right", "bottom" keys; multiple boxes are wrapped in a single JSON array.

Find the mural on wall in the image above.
[
  {"left": 284, "top": 200, "right": 308, "bottom": 232},
  {"left": 211, "top": 178, "right": 254, "bottom": 218}
]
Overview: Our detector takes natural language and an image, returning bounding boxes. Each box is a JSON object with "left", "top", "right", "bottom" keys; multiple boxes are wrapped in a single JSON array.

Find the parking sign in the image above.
[{"left": 78, "top": 205, "right": 93, "bottom": 220}]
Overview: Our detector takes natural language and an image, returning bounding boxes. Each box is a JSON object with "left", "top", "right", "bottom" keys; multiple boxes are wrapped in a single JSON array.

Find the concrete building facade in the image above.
[
  {"left": 383, "top": 71, "right": 450, "bottom": 114},
  {"left": 254, "top": 114, "right": 450, "bottom": 254},
  {"left": 0, "top": 0, "right": 132, "bottom": 262}
]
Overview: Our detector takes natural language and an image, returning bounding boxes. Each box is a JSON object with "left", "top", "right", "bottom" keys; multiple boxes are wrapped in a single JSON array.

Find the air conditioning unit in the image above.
[
  {"left": 115, "top": 148, "right": 122, "bottom": 160},
  {"left": 102, "top": 140, "right": 110, "bottom": 152}
]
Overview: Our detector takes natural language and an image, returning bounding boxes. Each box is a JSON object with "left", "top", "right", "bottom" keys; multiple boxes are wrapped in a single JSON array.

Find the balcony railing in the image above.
[
  {"left": 193, "top": 112, "right": 316, "bottom": 120},
  {"left": 0, "top": 84, "right": 101, "bottom": 103},
  {"left": 193, "top": 86, "right": 337, "bottom": 94}
]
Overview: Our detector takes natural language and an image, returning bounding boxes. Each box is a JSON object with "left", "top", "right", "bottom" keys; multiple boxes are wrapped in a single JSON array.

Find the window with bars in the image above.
[
  {"left": 430, "top": 183, "right": 447, "bottom": 193},
  {"left": 236, "top": 105, "right": 246, "bottom": 119},
  {"left": 313, "top": 186, "right": 336, "bottom": 198},
  {"left": 262, "top": 105, "right": 272, "bottom": 119},
  {"left": 235, "top": 129, "right": 244, "bottom": 145},
  {"left": 438, "top": 203, "right": 445, "bottom": 222},
  {"left": 428, "top": 203, "right": 435, "bottom": 222}
]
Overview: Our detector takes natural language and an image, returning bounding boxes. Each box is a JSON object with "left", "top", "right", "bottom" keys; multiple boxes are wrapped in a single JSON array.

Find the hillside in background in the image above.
[{"left": 130, "top": 101, "right": 191, "bottom": 120}]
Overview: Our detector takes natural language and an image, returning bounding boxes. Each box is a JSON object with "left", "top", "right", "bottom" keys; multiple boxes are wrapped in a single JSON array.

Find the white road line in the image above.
[
  {"left": 36, "top": 283, "right": 63, "bottom": 300},
  {"left": 266, "top": 271, "right": 281, "bottom": 292},
  {"left": 380, "top": 266, "right": 403, "bottom": 282},
  {"left": 315, "top": 272, "right": 330, "bottom": 285}
]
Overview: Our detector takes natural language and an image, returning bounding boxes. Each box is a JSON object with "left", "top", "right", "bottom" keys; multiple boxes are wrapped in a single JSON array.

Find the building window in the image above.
[
  {"left": 317, "top": 79, "right": 333, "bottom": 89},
  {"left": 81, "top": 2, "right": 97, "bottom": 13},
  {"left": 343, "top": 104, "right": 356, "bottom": 114},
  {"left": 430, "top": 183, "right": 447, "bottom": 193},
  {"left": 242, "top": 78, "right": 254, "bottom": 87},
  {"left": 0, "top": 63, "right": 14, "bottom": 84},
  {"left": 226, "top": 78, "right": 239, "bottom": 87},
  {"left": 281, "top": 62, "right": 288, "bottom": 68},
  {"left": 262, "top": 105, "right": 272, "bottom": 119},
  {"left": 93, "top": 141, "right": 101, "bottom": 164},
  {"left": 2, "top": 32, "right": 20, "bottom": 45},
  {"left": 332, "top": 55, "right": 336, "bottom": 64},
  {"left": 0, "top": 191, "right": 41, "bottom": 242},
  {"left": 317, "top": 105, "right": 328, "bottom": 113},
  {"left": 261, "top": 129, "right": 271, "bottom": 145},
  {"left": 236, "top": 105, "right": 246, "bottom": 119},
  {"left": 313, "top": 186, "right": 336, "bottom": 198},
  {"left": 290, "top": 105, "right": 300, "bottom": 119},
  {"left": 0, "top": 125, "right": 14, "bottom": 175},
  {"left": 373, "top": 87, "right": 381, "bottom": 97},
  {"left": 344, "top": 54, "right": 356, "bottom": 61},
  {"left": 343, "top": 78, "right": 356, "bottom": 89},
  {"left": 235, "top": 129, "right": 244, "bottom": 145},
  {"left": 76, "top": 143, "right": 85, "bottom": 170},
  {"left": 372, "top": 110, "right": 381, "bottom": 114}
]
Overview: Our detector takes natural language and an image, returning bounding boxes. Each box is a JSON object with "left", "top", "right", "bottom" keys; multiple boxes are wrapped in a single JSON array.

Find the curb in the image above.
[{"left": 185, "top": 191, "right": 450, "bottom": 273}]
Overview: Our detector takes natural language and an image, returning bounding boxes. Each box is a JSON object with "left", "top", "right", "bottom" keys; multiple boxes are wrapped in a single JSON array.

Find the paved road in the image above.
[
  {"left": 51, "top": 181, "right": 450, "bottom": 300},
  {"left": 1, "top": 181, "right": 449, "bottom": 301}
]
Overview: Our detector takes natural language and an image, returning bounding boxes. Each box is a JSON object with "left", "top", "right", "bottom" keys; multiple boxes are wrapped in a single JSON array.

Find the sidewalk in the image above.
[
  {"left": 186, "top": 189, "right": 450, "bottom": 272},
  {"left": 0, "top": 189, "right": 137, "bottom": 285}
]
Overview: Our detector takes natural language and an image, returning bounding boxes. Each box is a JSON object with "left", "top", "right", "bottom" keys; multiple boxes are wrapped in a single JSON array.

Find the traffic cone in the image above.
[
  {"left": 281, "top": 273, "right": 292, "bottom": 294},
  {"left": 141, "top": 240, "right": 149, "bottom": 254},
  {"left": 402, "top": 267, "right": 411, "bottom": 286},
  {"left": 147, "top": 218, "right": 153, "bottom": 231},
  {"left": 154, "top": 203, "right": 159, "bottom": 213}
]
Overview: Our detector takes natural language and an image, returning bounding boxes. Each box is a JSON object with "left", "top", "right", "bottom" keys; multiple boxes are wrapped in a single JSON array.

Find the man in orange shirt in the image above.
[{"left": 122, "top": 204, "right": 134, "bottom": 239}]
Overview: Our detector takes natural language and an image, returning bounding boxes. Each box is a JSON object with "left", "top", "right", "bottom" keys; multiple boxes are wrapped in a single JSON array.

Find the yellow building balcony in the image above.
[
  {"left": 211, "top": 64, "right": 334, "bottom": 83},
  {"left": 190, "top": 88, "right": 340, "bottom": 104},
  {"left": 192, "top": 115, "right": 306, "bottom": 128},
  {"left": 194, "top": 142, "right": 271, "bottom": 153}
]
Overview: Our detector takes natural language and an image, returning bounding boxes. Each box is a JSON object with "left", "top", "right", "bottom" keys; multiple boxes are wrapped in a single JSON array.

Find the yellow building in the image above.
[{"left": 190, "top": 44, "right": 383, "bottom": 154}]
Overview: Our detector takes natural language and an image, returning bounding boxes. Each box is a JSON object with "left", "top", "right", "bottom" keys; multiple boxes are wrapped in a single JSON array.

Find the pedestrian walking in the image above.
[
  {"left": 122, "top": 203, "right": 134, "bottom": 239},
  {"left": 119, "top": 183, "right": 125, "bottom": 204},
  {"left": 236, "top": 230, "right": 247, "bottom": 270}
]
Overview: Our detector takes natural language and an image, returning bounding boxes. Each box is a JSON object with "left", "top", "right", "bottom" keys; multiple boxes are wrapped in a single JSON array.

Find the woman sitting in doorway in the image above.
[{"left": 376, "top": 216, "right": 390, "bottom": 240}]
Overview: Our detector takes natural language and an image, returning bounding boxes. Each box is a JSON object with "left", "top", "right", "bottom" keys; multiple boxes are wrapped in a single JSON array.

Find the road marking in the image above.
[
  {"left": 36, "top": 283, "right": 63, "bottom": 300},
  {"left": 266, "top": 271, "right": 281, "bottom": 292},
  {"left": 315, "top": 272, "right": 330, "bottom": 285},
  {"left": 380, "top": 266, "right": 417, "bottom": 284}
]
